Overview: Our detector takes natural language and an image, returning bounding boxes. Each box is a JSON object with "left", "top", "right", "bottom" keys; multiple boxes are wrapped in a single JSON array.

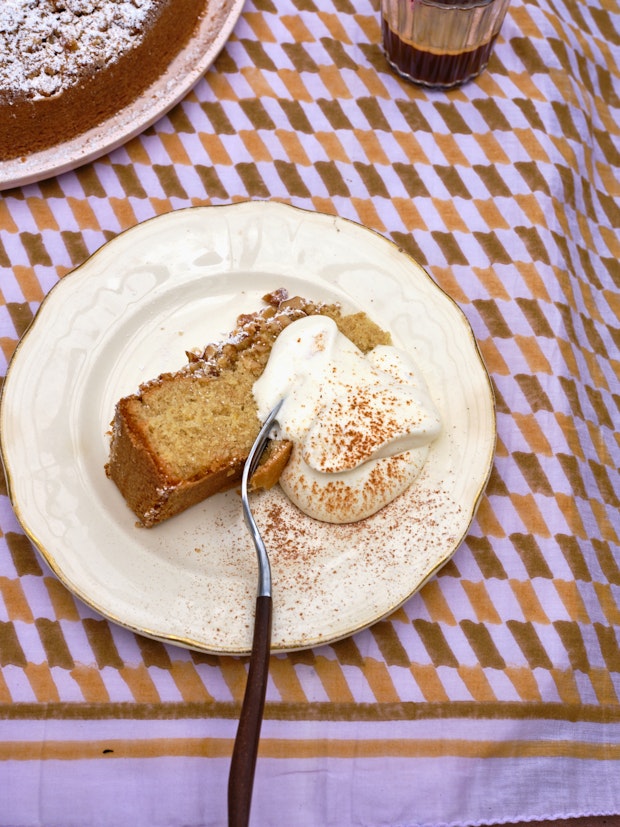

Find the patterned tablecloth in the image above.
[{"left": 1, "top": 0, "right": 619, "bottom": 825}]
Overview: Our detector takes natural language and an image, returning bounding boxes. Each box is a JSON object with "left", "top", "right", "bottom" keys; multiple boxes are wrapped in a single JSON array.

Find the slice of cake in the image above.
[
  {"left": 0, "top": 0, "right": 206, "bottom": 161},
  {"left": 105, "top": 289, "right": 392, "bottom": 526}
]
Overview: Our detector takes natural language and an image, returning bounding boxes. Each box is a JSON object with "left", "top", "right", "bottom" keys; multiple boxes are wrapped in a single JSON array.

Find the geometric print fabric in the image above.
[
  {"left": 0, "top": 0, "right": 618, "bottom": 707},
  {"left": 0, "top": 0, "right": 619, "bottom": 824}
]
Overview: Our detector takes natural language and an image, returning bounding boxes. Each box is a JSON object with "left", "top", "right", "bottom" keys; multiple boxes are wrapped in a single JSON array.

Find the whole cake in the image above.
[
  {"left": 106, "top": 290, "right": 393, "bottom": 527},
  {"left": 0, "top": 0, "right": 206, "bottom": 162}
]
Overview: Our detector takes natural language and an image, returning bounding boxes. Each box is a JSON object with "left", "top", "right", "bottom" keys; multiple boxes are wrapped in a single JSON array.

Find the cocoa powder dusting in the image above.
[{"left": 249, "top": 473, "right": 464, "bottom": 640}]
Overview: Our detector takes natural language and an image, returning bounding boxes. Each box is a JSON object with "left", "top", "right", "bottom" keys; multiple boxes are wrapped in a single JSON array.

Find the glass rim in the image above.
[{"left": 383, "top": 0, "right": 498, "bottom": 9}]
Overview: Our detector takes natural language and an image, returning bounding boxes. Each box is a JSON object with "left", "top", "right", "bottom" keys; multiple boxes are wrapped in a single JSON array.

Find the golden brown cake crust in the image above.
[
  {"left": 106, "top": 289, "right": 391, "bottom": 527},
  {"left": 0, "top": 0, "right": 206, "bottom": 162}
]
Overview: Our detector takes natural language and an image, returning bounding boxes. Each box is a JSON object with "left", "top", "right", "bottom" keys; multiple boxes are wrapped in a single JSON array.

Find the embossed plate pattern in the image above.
[{"left": 0, "top": 201, "right": 496, "bottom": 654}]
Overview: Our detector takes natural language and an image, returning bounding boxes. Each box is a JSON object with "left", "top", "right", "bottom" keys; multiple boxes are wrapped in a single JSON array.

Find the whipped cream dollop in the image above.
[{"left": 253, "top": 315, "right": 441, "bottom": 523}]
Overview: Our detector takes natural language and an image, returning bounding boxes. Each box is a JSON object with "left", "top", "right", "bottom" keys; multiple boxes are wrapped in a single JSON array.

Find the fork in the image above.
[{"left": 228, "top": 399, "right": 284, "bottom": 827}]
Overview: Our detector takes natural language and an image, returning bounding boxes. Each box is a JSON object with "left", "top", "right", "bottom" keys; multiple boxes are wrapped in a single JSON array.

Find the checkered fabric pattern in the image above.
[{"left": 0, "top": 0, "right": 619, "bottom": 825}]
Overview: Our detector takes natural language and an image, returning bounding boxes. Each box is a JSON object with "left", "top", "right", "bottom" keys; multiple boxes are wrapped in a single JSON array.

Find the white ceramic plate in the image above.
[
  {"left": 0, "top": 0, "right": 244, "bottom": 191},
  {"left": 0, "top": 202, "right": 495, "bottom": 654}
]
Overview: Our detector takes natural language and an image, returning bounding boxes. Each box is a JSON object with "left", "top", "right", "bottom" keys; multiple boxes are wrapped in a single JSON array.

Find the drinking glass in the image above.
[{"left": 381, "top": 0, "right": 511, "bottom": 88}]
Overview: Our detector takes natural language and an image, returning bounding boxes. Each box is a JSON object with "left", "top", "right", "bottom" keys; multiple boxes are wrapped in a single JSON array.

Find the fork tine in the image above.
[{"left": 242, "top": 398, "right": 285, "bottom": 490}]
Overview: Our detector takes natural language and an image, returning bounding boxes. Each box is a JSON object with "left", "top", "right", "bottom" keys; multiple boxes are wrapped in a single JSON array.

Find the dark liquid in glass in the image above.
[{"left": 382, "top": 19, "right": 498, "bottom": 87}]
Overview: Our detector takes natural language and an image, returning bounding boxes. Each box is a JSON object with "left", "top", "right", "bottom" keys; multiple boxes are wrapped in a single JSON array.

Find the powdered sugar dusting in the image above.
[{"left": 0, "top": 0, "right": 157, "bottom": 99}]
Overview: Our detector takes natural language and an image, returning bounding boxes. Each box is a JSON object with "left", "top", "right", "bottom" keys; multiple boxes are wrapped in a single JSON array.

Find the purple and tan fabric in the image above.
[{"left": 1, "top": 0, "right": 619, "bottom": 824}]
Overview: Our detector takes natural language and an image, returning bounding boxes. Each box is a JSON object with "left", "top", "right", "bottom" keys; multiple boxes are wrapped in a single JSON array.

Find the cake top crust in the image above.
[{"left": 0, "top": 0, "right": 159, "bottom": 100}]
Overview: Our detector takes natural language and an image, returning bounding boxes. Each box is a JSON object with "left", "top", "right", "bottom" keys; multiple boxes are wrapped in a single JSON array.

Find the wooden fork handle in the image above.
[{"left": 228, "top": 595, "right": 272, "bottom": 827}]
